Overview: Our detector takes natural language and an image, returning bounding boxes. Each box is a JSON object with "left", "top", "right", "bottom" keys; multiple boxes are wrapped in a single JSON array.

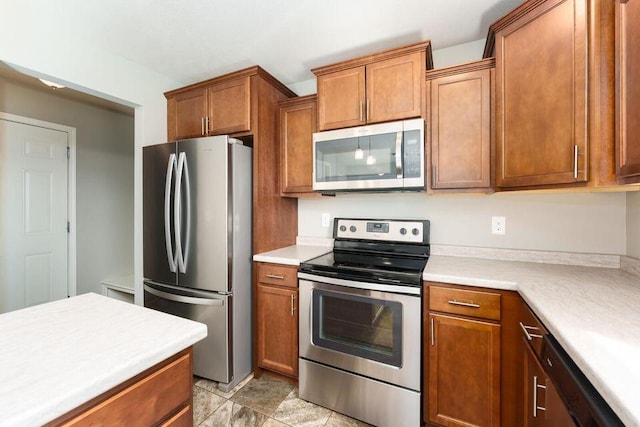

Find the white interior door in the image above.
[{"left": 0, "top": 118, "right": 69, "bottom": 313}]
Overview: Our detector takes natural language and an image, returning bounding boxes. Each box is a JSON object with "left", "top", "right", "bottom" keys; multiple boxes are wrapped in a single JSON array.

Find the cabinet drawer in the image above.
[
  {"left": 429, "top": 286, "right": 501, "bottom": 321},
  {"left": 256, "top": 263, "right": 298, "bottom": 288},
  {"left": 60, "top": 352, "right": 192, "bottom": 426}
]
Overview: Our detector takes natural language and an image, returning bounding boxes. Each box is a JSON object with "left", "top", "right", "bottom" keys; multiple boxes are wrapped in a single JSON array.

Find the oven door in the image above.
[{"left": 299, "top": 276, "right": 421, "bottom": 391}]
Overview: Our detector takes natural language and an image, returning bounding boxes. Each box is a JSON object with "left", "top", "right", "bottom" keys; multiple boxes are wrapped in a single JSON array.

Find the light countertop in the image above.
[
  {"left": 0, "top": 293, "right": 207, "bottom": 426},
  {"left": 424, "top": 255, "right": 640, "bottom": 426},
  {"left": 253, "top": 244, "right": 331, "bottom": 266}
]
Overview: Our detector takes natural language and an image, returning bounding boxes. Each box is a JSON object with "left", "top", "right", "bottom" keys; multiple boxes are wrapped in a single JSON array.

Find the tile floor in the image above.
[{"left": 193, "top": 373, "right": 372, "bottom": 427}]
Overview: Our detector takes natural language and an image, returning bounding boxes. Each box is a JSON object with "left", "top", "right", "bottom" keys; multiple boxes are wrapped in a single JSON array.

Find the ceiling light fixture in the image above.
[{"left": 38, "top": 78, "right": 65, "bottom": 89}]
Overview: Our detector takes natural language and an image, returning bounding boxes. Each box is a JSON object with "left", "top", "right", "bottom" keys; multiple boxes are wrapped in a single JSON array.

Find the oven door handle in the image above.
[{"left": 297, "top": 272, "right": 421, "bottom": 296}]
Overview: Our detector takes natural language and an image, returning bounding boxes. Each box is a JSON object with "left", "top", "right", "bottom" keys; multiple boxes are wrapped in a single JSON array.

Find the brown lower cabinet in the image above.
[
  {"left": 424, "top": 282, "right": 521, "bottom": 427},
  {"left": 254, "top": 262, "right": 299, "bottom": 379},
  {"left": 46, "top": 348, "right": 193, "bottom": 427}
]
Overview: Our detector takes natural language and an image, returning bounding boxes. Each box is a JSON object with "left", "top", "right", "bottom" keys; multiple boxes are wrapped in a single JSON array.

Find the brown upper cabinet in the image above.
[
  {"left": 485, "top": 0, "right": 617, "bottom": 190},
  {"left": 616, "top": 0, "right": 640, "bottom": 183},
  {"left": 426, "top": 59, "right": 494, "bottom": 193},
  {"left": 312, "top": 41, "right": 433, "bottom": 131},
  {"left": 279, "top": 95, "right": 318, "bottom": 196},
  {"left": 165, "top": 73, "right": 251, "bottom": 141}
]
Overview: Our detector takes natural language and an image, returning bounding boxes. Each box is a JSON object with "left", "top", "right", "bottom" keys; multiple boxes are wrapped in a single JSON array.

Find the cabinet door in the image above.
[
  {"left": 496, "top": 0, "right": 588, "bottom": 187},
  {"left": 168, "top": 88, "right": 207, "bottom": 141},
  {"left": 207, "top": 76, "right": 251, "bottom": 135},
  {"left": 616, "top": 0, "right": 640, "bottom": 180},
  {"left": 429, "top": 68, "right": 492, "bottom": 190},
  {"left": 523, "top": 343, "right": 574, "bottom": 427},
  {"left": 280, "top": 99, "right": 317, "bottom": 194},
  {"left": 366, "top": 51, "right": 423, "bottom": 124},
  {"left": 317, "top": 67, "right": 365, "bottom": 131},
  {"left": 428, "top": 313, "right": 501, "bottom": 427},
  {"left": 256, "top": 284, "right": 298, "bottom": 377}
]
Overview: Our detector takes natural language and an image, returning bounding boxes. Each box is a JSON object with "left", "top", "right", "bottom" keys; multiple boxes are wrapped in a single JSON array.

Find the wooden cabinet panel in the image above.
[
  {"left": 317, "top": 67, "right": 365, "bottom": 131},
  {"left": 616, "top": 0, "right": 640, "bottom": 181},
  {"left": 256, "top": 284, "right": 298, "bottom": 377},
  {"left": 280, "top": 95, "right": 317, "bottom": 195},
  {"left": 170, "top": 88, "right": 207, "bottom": 141},
  {"left": 207, "top": 76, "right": 251, "bottom": 135},
  {"left": 523, "top": 342, "right": 574, "bottom": 426},
  {"left": 256, "top": 262, "right": 298, "bottom": 288},
  {"left": 428, "top": 313, "right": 501, "bottom": 427},
  {"left": 366, "top": 52, "right": 423, "bottom": 124},
  {"left": 428, "top": 61, "right": 493, "bottom": 191},
  {"left": 50, "top": 349, "right": 193, "bottom": 427},
  {"left": 429, "top": 285, "right": 501, "bottom": 321},
  {"left": 314, "top": 41, "right": 432, "bottom": 131},
  {"left": 496, "top": 0, "right": 588, "bottom": 187}
]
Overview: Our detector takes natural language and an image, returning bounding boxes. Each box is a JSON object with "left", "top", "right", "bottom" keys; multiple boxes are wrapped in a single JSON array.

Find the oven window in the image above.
[{"left": 312, "top": 289, "right": 402, "bottom": 367}]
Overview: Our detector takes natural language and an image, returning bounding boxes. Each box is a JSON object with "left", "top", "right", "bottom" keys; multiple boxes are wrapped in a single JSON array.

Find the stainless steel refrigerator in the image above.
[{"left": 142, "top": 135, "right": 252, "bottom": 391}]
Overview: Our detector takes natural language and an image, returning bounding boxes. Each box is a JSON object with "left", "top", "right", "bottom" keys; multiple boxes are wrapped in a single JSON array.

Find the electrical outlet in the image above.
[
  {"left": 492, "top": 216, "right": 506, "bottom": 235},
  {"left": 321, "top": 213, "right": 331, "bottom": 228}
]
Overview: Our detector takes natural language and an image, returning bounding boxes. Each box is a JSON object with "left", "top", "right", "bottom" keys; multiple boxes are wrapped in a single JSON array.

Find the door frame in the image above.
[{"left": 0, "top": 111, "right": 77, "bottom": 298}]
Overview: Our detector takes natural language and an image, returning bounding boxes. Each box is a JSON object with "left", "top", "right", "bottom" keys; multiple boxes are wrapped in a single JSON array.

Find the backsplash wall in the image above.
[{"left": 298, "top": 192, "right": 627, "bottom": 255}]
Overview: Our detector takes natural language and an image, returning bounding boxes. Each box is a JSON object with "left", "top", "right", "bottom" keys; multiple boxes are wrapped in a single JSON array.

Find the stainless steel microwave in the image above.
[{"left": 312, "top": 119, "right": 425, "bottom": 192}]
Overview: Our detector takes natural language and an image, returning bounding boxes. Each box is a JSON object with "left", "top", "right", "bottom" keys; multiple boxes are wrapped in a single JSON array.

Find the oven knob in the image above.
[
  {"left": 349, "top": 226, "right": 357, "bottom": 232},
  {"left": 339, "top": 225, "right": 347, "bottom": 232},
  {"left": 412, "top": 228, "right": 420, "bottom": 236},
  {"left": 400, "top": 227, "right": 407, "bottom": 235}
]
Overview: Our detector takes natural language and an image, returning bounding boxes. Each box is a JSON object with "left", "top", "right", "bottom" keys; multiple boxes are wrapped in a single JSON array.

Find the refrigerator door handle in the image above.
[
  {"left": 164, "top": 153, "right": 178, "bottom": 272},
  {"left": 175, "top": 151, "right": 191, "bottom": 274},
  {"left": 144, "top": 284, "right": 225, "bottom": 306}
]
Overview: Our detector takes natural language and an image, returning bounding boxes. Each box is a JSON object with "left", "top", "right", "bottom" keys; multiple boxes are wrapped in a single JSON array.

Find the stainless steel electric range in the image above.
[{"left": 298, "top": 218, "right": 430, "bottom": 427}]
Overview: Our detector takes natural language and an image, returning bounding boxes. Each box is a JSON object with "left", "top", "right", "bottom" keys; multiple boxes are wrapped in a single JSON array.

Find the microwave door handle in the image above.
[{"left": 395, "top": 131, "right": 403, "bottom": 178}]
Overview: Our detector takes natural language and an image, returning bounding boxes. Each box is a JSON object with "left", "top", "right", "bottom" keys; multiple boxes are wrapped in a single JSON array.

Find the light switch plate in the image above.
[{"left": 321, "top": 213, "right": 331, "bottom": 228}]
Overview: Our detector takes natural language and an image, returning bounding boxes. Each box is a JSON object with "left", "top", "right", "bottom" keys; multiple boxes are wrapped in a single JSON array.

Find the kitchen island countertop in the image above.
[
  {"left": 424, "top": 254, "right": 640, "bottom": 426},
  {"left": 0, "top": 293, "right": 207, "bottom": 426}
]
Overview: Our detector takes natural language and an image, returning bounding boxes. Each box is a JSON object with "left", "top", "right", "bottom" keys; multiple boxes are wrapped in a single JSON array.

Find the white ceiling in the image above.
[{"left": 39, "top": 0, "right": 522, "bottom": 88}]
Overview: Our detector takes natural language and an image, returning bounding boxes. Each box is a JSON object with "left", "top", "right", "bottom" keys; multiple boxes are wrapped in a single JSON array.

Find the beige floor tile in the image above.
[
  {"left": 262, "top": 418, "right": 290, "bottom": 427},
  {"left": 230, "top": 374, "right": 295, "bottom": 416},
  {"left": 193, "top": 385, "right": 227, "bottom": 426},
  {"left": 271, "top": 388, "right": 332, "bottom": 427}
]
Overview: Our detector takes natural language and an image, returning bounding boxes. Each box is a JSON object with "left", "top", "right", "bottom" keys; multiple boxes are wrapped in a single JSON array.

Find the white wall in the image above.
[
  {"left": 627, "top": 192, "right": 640, "bottom": 258},
  {"left": 0, "top": 77, "right": 135, "bottom": 295},
  {"left": 299, "top": 192, "right": 627, "bottom": 255},
  {"left": 0, "top": 2, "right": 184, "bottom": 304}
]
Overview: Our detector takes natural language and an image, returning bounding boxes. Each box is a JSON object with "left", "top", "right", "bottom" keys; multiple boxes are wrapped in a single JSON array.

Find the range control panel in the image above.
[{"left": 334, "top": 218, "right": 428, "bottom": 243}]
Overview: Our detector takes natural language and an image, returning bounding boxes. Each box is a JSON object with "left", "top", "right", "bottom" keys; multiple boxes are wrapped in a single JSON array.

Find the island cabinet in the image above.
[
  {"left": 312, "top": 40, "right": 433, "bottom": 131},
  {"left": 484, "top": 0, "right": 617, "bottom": 190},
  {"left": 424, "top": 282, "right": 521, "bottom": 427},
  {"left": 426, "top": 58, "right": 494, "bottom": 193},
  {"left": 254, "top": 262, "right": 299, "bottom": 379},
  {"left": 615, "top": 0, "right": 640, "bottom": 183},
  {"left": 165, "top": 66, "right": 298, "bottom": 255},
  {"left": 46, "top": 348, "right": 193, "bottom": 427},
  {"left": 166, "top": 75, "right": 250, "bottom": 141},
  {"left": 279, "top": 95, "right": 318, "bottom": 196}
]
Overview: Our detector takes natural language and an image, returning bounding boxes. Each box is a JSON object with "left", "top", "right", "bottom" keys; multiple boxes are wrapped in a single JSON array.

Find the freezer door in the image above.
[
  {"left": 175, "top": 136, "right": 231, "bottom": 292},
  {"left": 144, "top": 281, "right": 231, "bottom": 382},
  {"left": 143, "top": 142, "right": 178, "bottom": 286}
]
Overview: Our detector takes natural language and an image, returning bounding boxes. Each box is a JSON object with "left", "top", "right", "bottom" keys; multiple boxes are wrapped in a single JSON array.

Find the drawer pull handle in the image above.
[
  {"left": 448, "top": 299, "right": 480, "bottom": 308},
  {"left": 519, "top": 322, "right": 544, "bottom": 341},
  {"left": 533, "top": 375, "right": 546, "bottom": 417},
  {"left": 266, "top": 274, "right": 285, "bottom": 280}
]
